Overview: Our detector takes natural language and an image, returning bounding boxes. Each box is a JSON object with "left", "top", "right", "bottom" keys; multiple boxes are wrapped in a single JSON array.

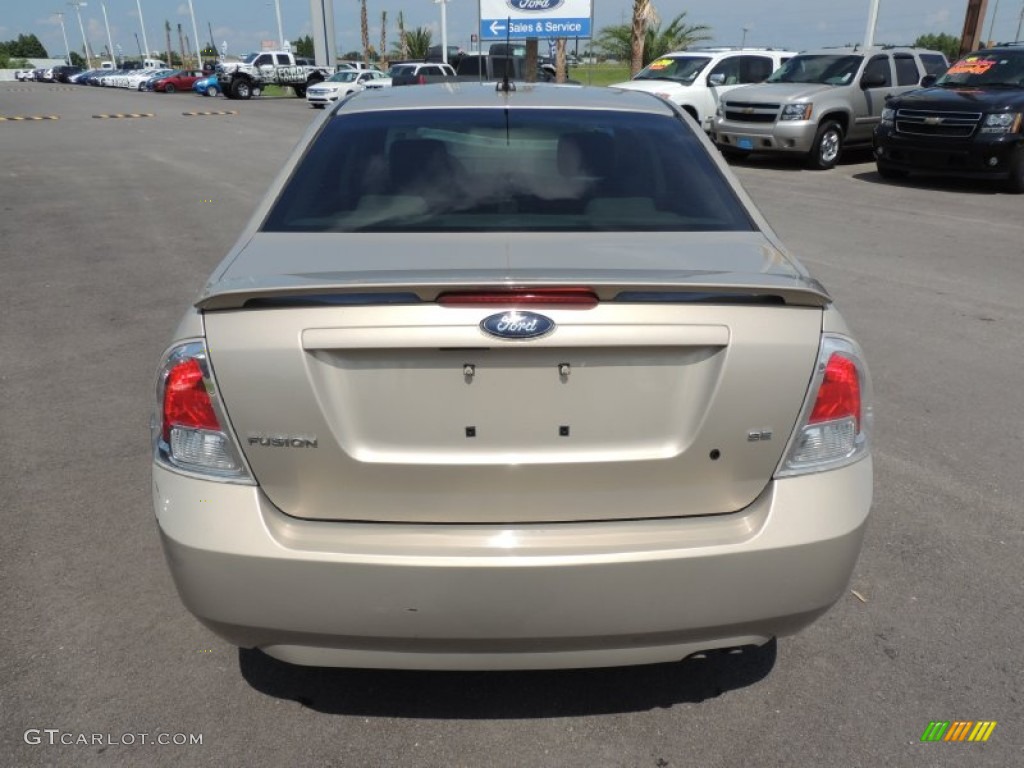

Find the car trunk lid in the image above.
[{"left": 202, "top": 232, "right": 825, "bottom": 523}]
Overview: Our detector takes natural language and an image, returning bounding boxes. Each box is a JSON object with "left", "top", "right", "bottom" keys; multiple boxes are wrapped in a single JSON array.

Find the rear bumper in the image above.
[{"left": 153, "top": 458, "right": 872, "bottom": 669}]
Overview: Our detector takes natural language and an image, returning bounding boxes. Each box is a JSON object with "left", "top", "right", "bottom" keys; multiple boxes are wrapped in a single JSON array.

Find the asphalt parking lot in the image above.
[{"left": 2, "top": 82, "right": 1022, "bottom": 767}]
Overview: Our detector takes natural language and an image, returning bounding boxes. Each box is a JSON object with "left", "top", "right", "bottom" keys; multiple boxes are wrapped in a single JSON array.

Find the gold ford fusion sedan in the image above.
[{"left": 152, "top": 83, "right": 873, "bottom": 670}]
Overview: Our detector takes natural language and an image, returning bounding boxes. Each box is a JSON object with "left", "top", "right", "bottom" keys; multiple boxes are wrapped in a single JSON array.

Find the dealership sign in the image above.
[{"left": 479, "top": 0, "right": 593, "bottom": 40}]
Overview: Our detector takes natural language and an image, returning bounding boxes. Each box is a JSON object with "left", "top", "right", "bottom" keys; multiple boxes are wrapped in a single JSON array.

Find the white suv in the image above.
[{"left": 610, "top": 47, "right": 797, "bottom": 132}]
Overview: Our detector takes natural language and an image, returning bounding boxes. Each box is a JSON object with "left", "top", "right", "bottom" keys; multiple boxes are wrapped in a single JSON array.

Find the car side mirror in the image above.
[
  {"left": 920, "top": 74, "right": 937, "bottom": 87},
  {"left": 708, "top": 73, "right": 726, "bottom": 86},
  {"left": 860, "top": 73, "right": 887, "bottom": 89}
]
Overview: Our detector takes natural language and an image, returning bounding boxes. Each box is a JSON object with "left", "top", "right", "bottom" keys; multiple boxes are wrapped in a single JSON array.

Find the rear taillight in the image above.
[
  {"left": 161, "top": 358, "right": 218, "bottom": 441},
  {"left": 153, "top": 341, "right": 252, "bottom": 482},
  {"left": 437, "top": 288, "right": 599, "bottom": 308},
  {"left": 809, "top": 353, "right": 861, "bottom": 430},
  {"left": 776, "top": 335, "right": 872, "bottom": 477}
]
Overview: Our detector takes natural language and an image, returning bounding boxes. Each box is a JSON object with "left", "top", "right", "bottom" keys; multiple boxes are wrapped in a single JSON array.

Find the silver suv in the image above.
[{"left": 713, "top": 46, "right": 948, "bottom": 168}]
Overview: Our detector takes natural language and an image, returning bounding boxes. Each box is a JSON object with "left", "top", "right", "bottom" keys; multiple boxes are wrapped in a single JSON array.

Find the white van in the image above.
[
  {"left": 143, "top": 58, "right": 168, "bottom": 69},
  {"left": 100, "top": 61, "right": 116, "bottom": 70}
]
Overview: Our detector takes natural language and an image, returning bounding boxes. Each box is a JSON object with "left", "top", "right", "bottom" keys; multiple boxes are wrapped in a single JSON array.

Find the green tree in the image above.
[
  {"left": 914, "top": 32, "right": 960, "bottom": 62},
  {"left": 403, "top": 27, "right": 432, "bottom": 60},
  {"left": 597, "top": 11, "right": 711, "bottom": 70},
  {"left": 291, "top": 34, "right": 314, "bottom": 58},
  {"left": 69, "top": 51, "right": 85, "bottom": 67},
  {"left": 9, "top": 33, "right": 49, "bottom": 58}
]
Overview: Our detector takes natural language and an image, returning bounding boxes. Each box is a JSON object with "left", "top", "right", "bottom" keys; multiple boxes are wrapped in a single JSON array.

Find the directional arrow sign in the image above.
[{"left": 479, "top": 0, "right": 592, "bottom": 41}]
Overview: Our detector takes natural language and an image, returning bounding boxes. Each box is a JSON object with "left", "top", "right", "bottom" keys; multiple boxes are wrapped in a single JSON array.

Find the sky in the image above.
[{"left": 5, "top": 0, "right": 1024, "bottom": 63}]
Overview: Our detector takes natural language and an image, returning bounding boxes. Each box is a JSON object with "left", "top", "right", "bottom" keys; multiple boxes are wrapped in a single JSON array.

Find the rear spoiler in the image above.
[{"left": 196, "top": 273, "right": 831, "bottom": 311}]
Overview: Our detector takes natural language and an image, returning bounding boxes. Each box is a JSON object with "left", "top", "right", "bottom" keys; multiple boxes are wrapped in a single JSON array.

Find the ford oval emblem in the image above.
[
  {"left": 507, "top": 0, "right": 564, "bottom": 11},
  {"left": 480, "top": 311, "right": 555, "bottom": 340}
]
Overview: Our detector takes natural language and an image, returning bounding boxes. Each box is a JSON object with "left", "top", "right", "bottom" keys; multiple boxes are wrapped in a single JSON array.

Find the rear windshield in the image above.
[{"left": 262, "top": 108, "right": 754, "bottom": 233}]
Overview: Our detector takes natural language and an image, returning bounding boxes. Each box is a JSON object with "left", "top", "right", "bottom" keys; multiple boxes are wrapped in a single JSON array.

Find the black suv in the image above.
[
  {"left": 52, "top": 65, "right": 83, "bottom": 83},
  {"left": 874, "top": 45, "right": 1024, "bottom": 192}
]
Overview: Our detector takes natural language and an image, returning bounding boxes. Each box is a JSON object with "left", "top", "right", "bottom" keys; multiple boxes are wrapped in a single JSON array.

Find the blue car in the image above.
[{"left": 193, "top": 74, "right": 222, "bottom": 97}]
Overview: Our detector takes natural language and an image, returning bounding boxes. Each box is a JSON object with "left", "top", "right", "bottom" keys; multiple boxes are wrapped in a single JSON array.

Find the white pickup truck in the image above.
[{"left": 218, "top": 51, "right": 334, "bottom": 99}]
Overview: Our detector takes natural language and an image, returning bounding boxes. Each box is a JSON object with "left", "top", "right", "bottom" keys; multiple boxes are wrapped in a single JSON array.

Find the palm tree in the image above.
[
  {"left": 402, "top": 27, "right": 432, "bottom": 60},
  {"left": 647, "top": 12, "right": 712, "bottom": 61},
  {"left": 396, "top": 12, "right": 408, "bottom": 60},
  {"left": 597, "top": 11, "right": 712, "bottom": 72},
  {"left": 630, "top": 0, "right": 658, "bottom": 76},
  {"left": 379, "top": 11, "right": 388, "bottom": 67},
  {"left": 360, "top": 0, "right": 370, "bottom": 66}
]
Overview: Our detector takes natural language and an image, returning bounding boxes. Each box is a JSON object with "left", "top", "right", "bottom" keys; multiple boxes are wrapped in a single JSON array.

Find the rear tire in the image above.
[
  {"left": 293, "top": 85, "right": 307, "bottom": 98},
  {"left": 205, "top": 85, "right": 217, "bottom": 97},
  {"left": 808, "top": 120, "right": 843, "bottom": 170}
]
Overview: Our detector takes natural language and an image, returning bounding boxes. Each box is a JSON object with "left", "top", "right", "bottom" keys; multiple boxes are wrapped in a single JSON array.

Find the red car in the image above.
[{"left": 153, "top": 70, "right": 204, "bottom": 93}]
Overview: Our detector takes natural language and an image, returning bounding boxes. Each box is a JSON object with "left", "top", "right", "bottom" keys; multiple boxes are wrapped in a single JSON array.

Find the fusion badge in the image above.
[{"left": 480, "top": 311, "right": 555, "bottom": 340}]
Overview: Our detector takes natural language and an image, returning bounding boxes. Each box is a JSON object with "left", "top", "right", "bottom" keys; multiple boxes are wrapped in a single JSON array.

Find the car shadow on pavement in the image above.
[
  {"left": 723, "top": 147, "right": 874, "bottom": 171},
  {"left": 851, "top": 170, "right": 1005, "bottom": 195},
  {"left": 238, "top": 640, "right": 776, "bottom": 717}
]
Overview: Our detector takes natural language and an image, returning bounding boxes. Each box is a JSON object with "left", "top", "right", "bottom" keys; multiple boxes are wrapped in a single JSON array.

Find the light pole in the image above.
[
  {"left": 135, "top": 0, "right": 151, "bottom": 58},
  {"left": 863, "top": 0, "right": 880, "bottom": 47},
  {"left": 1017, "top": 2, "right": 1023, "bottom": 41},
  {"left": 101, "top": 2, "right": 116, "bottom": 66},
  {"left": 273, "top": 0, "right": 285, "bottom": 49},
  {"left": 741, "top": 27, "right": 749, "bottom": 47},
  {"left": 434, "top": 0, "right": 449, "bottom": 63},
  {"left": 68, "top": 1, "right": 92, "bottom": 69},
  {"left": 134, "top": 31, "right": 142, "bottom": 56},
  {"left": 186, "top": 0, "right": 203, "bottom": 69},
  {"left": 986, "top": 0, "right": 1001, "bottom": 43},
  {"left": 54, "top": 11, "right": 73, "bottom": 65}
]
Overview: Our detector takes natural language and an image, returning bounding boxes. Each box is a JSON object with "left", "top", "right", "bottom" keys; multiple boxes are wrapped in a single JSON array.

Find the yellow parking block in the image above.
[
  {"left": 181, "top": 110, "right": 239, "bottom": 116},
  {"left": 92, "top": 113, "right": 156, "bottom": 119},
  {"left": 0, "top": 115, "right": 60, "bottom": 121}
]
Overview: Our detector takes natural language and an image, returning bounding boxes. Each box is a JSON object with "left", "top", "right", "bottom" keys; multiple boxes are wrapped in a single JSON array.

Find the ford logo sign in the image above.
[
  {"left": 507, "top": 0, "right": 564, "bottom": 11},
  {"left": 480, "top": 311, "right": 555, "bottom": 340}
]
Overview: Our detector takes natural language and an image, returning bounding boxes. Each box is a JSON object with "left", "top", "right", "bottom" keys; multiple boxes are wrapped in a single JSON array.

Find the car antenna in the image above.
[{"left": 497, "top": 17, "right": 515, "bottom": 92}]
